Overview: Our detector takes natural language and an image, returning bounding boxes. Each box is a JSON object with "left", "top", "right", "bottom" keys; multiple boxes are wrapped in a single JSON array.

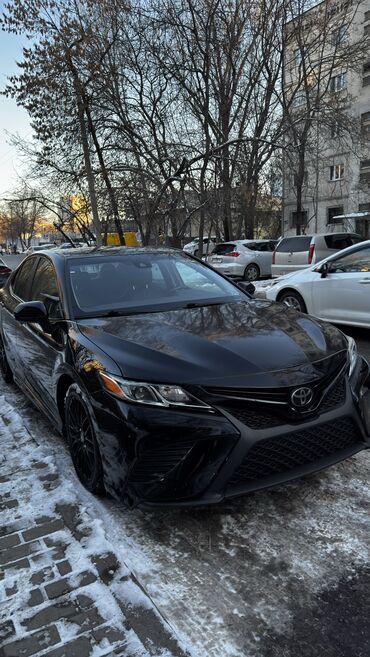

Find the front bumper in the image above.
[{"left": 94, "top": 358, "right": 370, "bottom": 507}]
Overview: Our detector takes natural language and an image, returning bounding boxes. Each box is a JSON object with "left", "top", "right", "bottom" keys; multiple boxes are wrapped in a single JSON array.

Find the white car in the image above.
[
  {"left": 183, "top": 237, "right": 217, "bottom": 256},
  {"left": 24, "top": 243, "right": 56, "bottom": 254},
  {"left": 254, "top": 239, "right": 370, "bottom": 328},
  {"left": 208, "top": 239, "right": 277, "bottom": 281}
]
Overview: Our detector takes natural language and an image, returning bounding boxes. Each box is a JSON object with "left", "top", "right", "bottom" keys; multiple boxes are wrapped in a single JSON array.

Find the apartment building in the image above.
[{"left": 283, "top": 0, "right": 370, "bottom": 238}]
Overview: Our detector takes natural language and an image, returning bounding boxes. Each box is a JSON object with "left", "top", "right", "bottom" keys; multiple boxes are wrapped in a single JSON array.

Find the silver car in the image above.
[
  {"left": 272, "top": 233, "right": 362, "bottom": 277},
  {"left": 208, "top": 240, "right": 277, "bottom": 281},
  {"left": 183, "top": 237, "right": 217, "bottom": 256}
]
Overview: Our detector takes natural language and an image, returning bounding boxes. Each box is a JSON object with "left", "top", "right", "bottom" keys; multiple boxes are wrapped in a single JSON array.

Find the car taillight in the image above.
[
  {"left": 0, "top": 267, "right": 11, "bottom": 274},
  {"left": 225, "top": 252, "right": 240, "bottom": 257},
  {"left": 308, "top": 244, "right": 315, "bottom": 264},
  {"left": 272, "top": 250, "right": 276, "bottom": 265}
]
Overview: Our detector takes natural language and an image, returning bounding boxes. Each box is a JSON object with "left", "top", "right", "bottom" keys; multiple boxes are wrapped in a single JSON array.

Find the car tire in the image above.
[
  {"left": 64, "top": 384, "right": 105, "bottom": 495},
  {"left": 244, "top": 264, "right": 260, "bottom": 282},
  {"left": 0, "top": 335, "right": 13, "bottom": 383},
  {"left": 278, "top": 290, "right": 307, "bottom": 313}
]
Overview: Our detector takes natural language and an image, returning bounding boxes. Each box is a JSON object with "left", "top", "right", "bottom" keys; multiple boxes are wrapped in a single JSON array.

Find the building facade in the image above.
[{"left": 283, "top": 0, "right": 370, "bottom": 238}]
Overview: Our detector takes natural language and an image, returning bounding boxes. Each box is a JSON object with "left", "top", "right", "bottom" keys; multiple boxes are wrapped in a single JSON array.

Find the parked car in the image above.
[
  {"left": 255, "top": 239, "right": 370, "bottom": 328},
  {"left": 0, "top": 258, "right": 12, "bottom": 287},
  {"left": 208, "top": 240, "right": 277, "bottom": 281},
  {"left": 1, "top": 247, "right": 369, "bottom": 507},
  {"left": 272, "top": 233, "right": 363, "bottom": 278},
  {"left": 25, "top": 243, "right": 57, "bottom": 254},
  {"left": 183, "top": 237, "right": 217, "bottom": 256}
]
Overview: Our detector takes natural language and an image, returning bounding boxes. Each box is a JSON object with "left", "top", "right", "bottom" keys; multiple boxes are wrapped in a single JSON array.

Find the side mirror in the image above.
[
  {"left": 237, "top": 281, "right": 255, "bottom": 296},
  {"left": 318, "top": 262, "right": 329, "bottom": 279},
  {"left": 14, "top": 301, "right": 49, "bottom": 325}
]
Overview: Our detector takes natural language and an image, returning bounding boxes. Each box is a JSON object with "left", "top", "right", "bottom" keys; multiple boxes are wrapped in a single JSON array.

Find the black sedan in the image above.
[{"left": 0, "top": 247, "right": 369, "bottom": 507}]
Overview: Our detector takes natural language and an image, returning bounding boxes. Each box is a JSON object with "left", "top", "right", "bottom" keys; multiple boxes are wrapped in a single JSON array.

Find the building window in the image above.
[
  {"left": 329, "top": 72, "right": 347, "bottom": 92},
  {"left": 290, "top": 210, "right": 308, "bottom": 229},
  {"left": 327, "top": 206, "right": 344, "bottom": 224},
  {"left": 329, "top": 164, "right": 344, "bottom": 180},
  {"left": 361, "top": 112, "right": 370, "bottom": 139},
  {"left": 293, "top": 171, "right": 308, "bottom": 187},
  {"left": 331, "top": 25, "right": 348, "bottom": 46},
  {"left": 360, "top": 160, "right": 370, "bottom": 184},
  {"left": 330, "top": 121, "right": 341, "bottom": 137},
  {"left": 363, "top": 62, "right": 370, "bottom": 86}
]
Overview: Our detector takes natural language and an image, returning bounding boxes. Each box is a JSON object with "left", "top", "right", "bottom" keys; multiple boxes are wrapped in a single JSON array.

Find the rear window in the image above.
[
  {"left": 275, "top": 237, "right": 312, "bottom": 253},
  {"left": 212, "top": 243, "right": 236, "bottom": 255},
  {"left": 324, "top": 234, "right": 363, "bottom": 250}
]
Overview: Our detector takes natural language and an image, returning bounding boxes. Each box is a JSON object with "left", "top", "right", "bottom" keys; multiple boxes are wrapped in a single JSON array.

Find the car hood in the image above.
[{"left": 77, "top": 300, "right": 348, "bottom": 387}]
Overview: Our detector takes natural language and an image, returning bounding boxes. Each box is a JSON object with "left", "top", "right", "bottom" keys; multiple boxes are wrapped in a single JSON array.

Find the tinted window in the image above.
[
  {"left": 30, "top": 258, "right": 62, "bottom": 318},
  {"left": 68, "top": 254, "right": 245, "bottom": 317},
  {"left": 324, "top": 234, "right": 363, "bottom": 249},
  {"left": 330, "top": 246, "right": 370, "bottom": 273},
  {"left": 276, "top": 237, "right": 312, "bottom": 253},
  {"left": 244, "top": 241, "right": 274, "bottom": 252},
  {"left": 212, "top": 243, "right": 236, "bottom": 255},
  {"left": 11, "top": 257, "right": 36, "bottom": 300}
]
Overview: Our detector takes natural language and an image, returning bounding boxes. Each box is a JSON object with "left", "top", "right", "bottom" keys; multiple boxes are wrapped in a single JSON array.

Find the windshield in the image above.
[{"left": 68, "top": 252, "right": 246, "bottom": 317}]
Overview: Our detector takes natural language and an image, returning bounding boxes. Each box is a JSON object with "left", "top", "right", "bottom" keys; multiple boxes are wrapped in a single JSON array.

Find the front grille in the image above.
[
  {"left": 228, "top": 417, "right": 360, "bottom": 486},
  {"left": 130, "top": 438, "right": 195, "bottom": 483},
  {"left": 320, "top": 378, "right": 346, "bottom": 412},
  {"left": 220, "top": 404, "right": 282, "bottom": 429}
]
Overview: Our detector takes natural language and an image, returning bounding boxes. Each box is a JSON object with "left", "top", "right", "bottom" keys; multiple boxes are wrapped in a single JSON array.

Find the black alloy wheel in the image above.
[
  {"left": 278, "top": 290, "right": 307, "bottom": 313},
  {"left": 64, "top": 384, "right": 104, "bottom": 494},
  {"left": 244, "top": 263, "right": 260, "bottom": 282},
  {"left": 0, "top": 335, "right": 13, "bottom": 383}
]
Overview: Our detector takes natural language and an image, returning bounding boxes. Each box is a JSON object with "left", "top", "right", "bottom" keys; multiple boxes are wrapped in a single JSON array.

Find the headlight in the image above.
[
  {"left": 99, "top": 372, "right": 212, "bottom": 409},
  {"left": 347, "top": 336, "right": 358, "bottom": 378},
  {"left": 255, "top": 279, "right": 281, "bottom": 290}
]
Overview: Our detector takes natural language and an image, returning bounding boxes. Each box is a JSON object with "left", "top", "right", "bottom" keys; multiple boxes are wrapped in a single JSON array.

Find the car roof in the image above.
[{"left": 38, "top": 246, "right": 186, "bottom": 260}]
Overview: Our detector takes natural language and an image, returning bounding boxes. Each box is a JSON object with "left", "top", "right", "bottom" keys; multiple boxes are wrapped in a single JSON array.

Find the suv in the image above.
[
  {"left": 183, "top": 237, "right": 217, "bottom": 257},
  {"left": 272, "top": 233, "right": 363, "bottom": 277},
  {"left": 208, "top": 239, "right": 277, "bottom": 281}
]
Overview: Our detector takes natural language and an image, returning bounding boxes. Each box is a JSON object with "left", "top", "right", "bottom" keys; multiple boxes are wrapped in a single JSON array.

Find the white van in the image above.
[{"left": 272, "top": 233, "right": 363, "bottom": 277}]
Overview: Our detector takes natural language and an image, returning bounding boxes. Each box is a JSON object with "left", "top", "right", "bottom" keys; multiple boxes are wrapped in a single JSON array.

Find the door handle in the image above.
[{"left": 358, "top": 279, "right": 370, "bottom": 284}]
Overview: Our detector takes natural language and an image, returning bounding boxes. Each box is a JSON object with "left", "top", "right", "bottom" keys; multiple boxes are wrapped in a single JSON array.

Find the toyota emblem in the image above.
[{"left": 290, "top": 387, "right": 313, "bottom": 408}]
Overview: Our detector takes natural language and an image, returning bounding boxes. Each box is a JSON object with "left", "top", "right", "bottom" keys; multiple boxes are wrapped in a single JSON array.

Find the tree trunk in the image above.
[
  {"left": 75, "top": 90, "right": 102, "bottom": 246},
  {"left": 84, "top": 103, "right": 125, "bottom": 246}
]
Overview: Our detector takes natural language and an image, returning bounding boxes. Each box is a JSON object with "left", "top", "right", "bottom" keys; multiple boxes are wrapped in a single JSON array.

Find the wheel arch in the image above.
[
  {"left": 276, "top": 287, "right": 308, "bottom": 312},
  {"left": 56, "top": 373, "right": 77, "bottom": 428}
]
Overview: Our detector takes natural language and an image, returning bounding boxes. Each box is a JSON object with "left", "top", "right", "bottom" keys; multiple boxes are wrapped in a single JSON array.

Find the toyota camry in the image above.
[{"left": 0, "top": 247, "right": 369, "bottom": 507}]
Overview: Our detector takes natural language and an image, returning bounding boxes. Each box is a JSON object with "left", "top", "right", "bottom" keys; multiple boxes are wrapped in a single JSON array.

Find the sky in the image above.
[{"left": 0, "top": 7, "right": 32, "bottom": 198}]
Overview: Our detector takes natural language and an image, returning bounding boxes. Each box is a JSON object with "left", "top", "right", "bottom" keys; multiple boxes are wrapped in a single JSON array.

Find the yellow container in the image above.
[{"left": 102, "top": 232, "right": 139, "bottom": 246}]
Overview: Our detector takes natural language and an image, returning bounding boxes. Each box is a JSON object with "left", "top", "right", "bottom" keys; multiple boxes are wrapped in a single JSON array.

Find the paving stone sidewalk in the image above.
[{"left": 0, "top": 395, "right": 190, "bottom": 657}]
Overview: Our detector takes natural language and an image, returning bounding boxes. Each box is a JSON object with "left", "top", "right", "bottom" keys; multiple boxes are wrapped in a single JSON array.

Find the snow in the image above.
[{"left": 3, "top": 378, "right": 370, "bottom": 657}]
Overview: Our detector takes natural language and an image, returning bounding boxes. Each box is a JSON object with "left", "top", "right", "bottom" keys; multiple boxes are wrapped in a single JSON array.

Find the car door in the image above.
[
  {"left": 0, "top": 256, "right": 38, "bottom": 380},
  {"left": 16, "top": 256, "right": 65, "bottom": 419},
  {"left": 310, "top": 245, "right": 370, "bottom": 326}
]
